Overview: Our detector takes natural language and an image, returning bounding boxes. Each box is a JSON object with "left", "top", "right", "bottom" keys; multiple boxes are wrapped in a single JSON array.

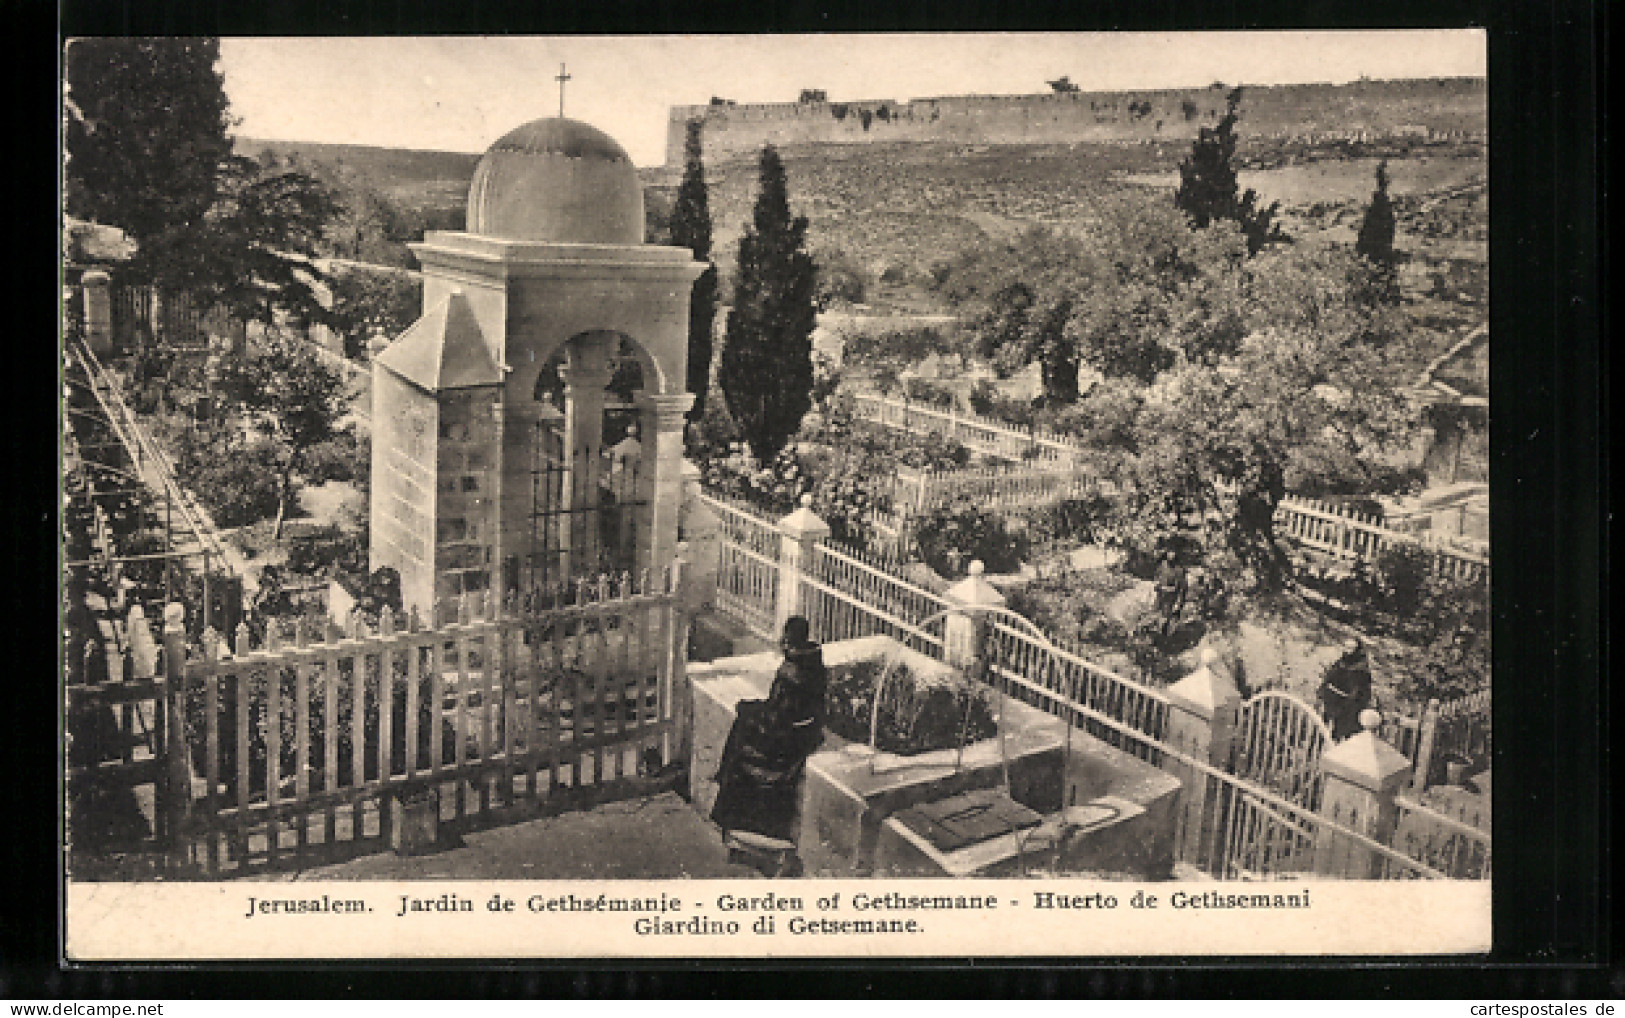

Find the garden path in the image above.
[{"left": 266, "top": 792, "right": 758, "bottom": 881}]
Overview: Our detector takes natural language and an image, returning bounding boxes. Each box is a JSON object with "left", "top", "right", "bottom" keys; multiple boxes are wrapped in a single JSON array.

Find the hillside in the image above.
[
  {"left": 238, "top": 95, "right": 1485, "bottom": 340},
  {"left": 645, "top": 131, "right": 1485, "bottom": 320}
]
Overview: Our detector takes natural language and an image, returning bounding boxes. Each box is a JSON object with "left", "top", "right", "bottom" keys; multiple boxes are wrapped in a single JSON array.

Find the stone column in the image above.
[
  {"left": 559, "top": 340, "right": 613, "bottom": 580},
  {"left": 640, "top": 392, "right": 696, "bottom": 591},
  {"left": 81, "top": 270, "right": 112, "bottom": 355},
  {"left": 499, "top": 397, "right": 542, "bottom": 597},
  {"left": 941, "top": 560, "right": 1006, "bottom": 673},
  {"left": 486, "top": 394, "right": 507, "bottom": 609},
  {"left": 678, "top": 458, "right": 719, "bottom": 613},
  {"left": 1163, "top": 647, "right": 1243, "bottom": 872},
  {"left": 775, "top": 495, "right": 830, "bottom": 637},
  {"left": 1316, "top": 708, "right": 1413, "bottom": 878}
]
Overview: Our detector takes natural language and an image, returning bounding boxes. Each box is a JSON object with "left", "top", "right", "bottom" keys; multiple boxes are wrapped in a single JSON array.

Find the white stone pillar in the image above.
[
  {"left": 81, "top": 270, "right": 112, "bottom": 355},
  {"left": 640, "top": 392, "right": 696, "bottom": 591},
  {"left": 775, "top": 495, "right": 830, "bottom": 637},
  {"left": 678, "top": 458, "right": 719, "bottom": 612},
  {"left": 941, "top": 560, "right": 1006, "bottom": 672},
  {"left": 1316, "top": 708, "right": 1413, "bottom": 878},
  {"left": 1163, "top": 647, "right": 1243, "bottom": 871},
  {"left": 560, "top": 340, "right": 613, "bottom": 580},
  {"left": 161, "top": 602, "right": 190, "bottom": 863}
]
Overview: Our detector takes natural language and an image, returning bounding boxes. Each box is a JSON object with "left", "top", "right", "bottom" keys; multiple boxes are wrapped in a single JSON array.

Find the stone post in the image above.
[
  {"left": 1163, "top": 647, "right": 1243, "bottom": 871},
  {"left": 126, "top": 603, "right": 159, "bottom": 680},
  {"left": 639, "top": 392, "right": 696, "bottom": 587},
  {"left": 559, "top": 341, "right": 613, "bottom": 579},
  {"left": 160, "top": 602, "right": 191, "bottom": 868},
  {"left": 775, "top": 495, "right": 830, "bottom": 637},
  {"left": 1316, "top": 708, "right": 1413, "bottom": 878},
  {"left": 1410, "top": 698, "right": 1442, "bottom": 793},
  {"left": 678, "top": 458, "right": 719, "bottom": 612},
  {"left": 941, "top": 560, "right": 1005, "bottom": 673},
  {"left": 81, "top": 270, "right": 112, "bottom": 355}
]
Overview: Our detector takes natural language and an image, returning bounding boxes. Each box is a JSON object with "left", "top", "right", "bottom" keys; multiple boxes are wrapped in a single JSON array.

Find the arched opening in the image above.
[{"left": 511, "top": 331, "right": 656, "bottom": 602}]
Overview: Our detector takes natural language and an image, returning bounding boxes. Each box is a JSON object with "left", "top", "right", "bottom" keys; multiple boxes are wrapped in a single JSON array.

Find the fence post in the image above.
[
  {"left": 1316, "top": 709, "right": 1413, "bottom": 877},
  {"left": 775, "top": 495, "right": 830, "bottom": 635},
  {"left": 667, "top": 557, "right": 693, "bottom": 769},
  {"left": 1163, "top": 648, "right": 1242, "bottom": 872},
  {"left": 1409, "top": 698, "right": 1443, "bottom": 792},
  {"left": 941, "top": 560, "right": 1005, "bottom": 673},
  {"left": 160, "top": 602, "right": 191, "bottom": 871},
  {"left": 81, "top": 270, "right": 113, "bottom": 355}
]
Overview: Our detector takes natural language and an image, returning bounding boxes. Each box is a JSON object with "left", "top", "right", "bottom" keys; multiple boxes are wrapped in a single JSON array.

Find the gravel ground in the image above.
[{"left": 269, "top": 792, "right": 761, "bottom": 882}]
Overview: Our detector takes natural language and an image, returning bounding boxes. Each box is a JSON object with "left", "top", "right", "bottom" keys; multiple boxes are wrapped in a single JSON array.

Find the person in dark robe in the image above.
[
  {"left": 1153, "top": 550, "right": 1188, "bottom": 636},
  {"left": 711, "top": 616, "right": 827, "bottom": 865},
  {"left": 1319, "top": 639, "right": 1374, "bottom": 740}
]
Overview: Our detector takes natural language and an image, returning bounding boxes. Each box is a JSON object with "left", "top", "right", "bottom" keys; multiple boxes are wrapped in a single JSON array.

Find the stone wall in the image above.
[
  {"left": 433, "top": 388, "right": 502, "bottom": 603},
  {"left": 666, "top": 77, "right": 1486, "bottom": 165},
  {"left": 369, "top": 367, "right": 439, "bottom": 616}
]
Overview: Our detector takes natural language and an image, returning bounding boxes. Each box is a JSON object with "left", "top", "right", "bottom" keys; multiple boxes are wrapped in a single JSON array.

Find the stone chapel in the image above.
[{"left": 368, "top": 117, "right": 704, "bottom": 615}]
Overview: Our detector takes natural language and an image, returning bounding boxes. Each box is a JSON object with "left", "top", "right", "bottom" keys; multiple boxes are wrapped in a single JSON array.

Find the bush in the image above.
[
  {"left": 284, "top": 523, "right": 367, "bottom": 580},
  {"left": 902, "top": 376, "right": 958, "bottom": 410},
  {"left": 815, "top": 252, "right": 869, "bottom": 309},
  {"left": 967, "top": 379, "right": 1043, "bottom": 429},
  {"left": 1375, "top": 542, "right": 1433, "bottom": 616},
  {"left": 189, "top": 445, "right": 285, "bottom": 528},
  {"left": 842, "top": 327, "right": 953, "bottom": 369},
  {"left": 823, "top": 659, "right": 998, "bottom": 756},
  {"left": 1027, "top": 496, "right": 1110, "bottom": 548},
  {"left": 912, "top": 499, "right": 1028, "bottom": 577}
]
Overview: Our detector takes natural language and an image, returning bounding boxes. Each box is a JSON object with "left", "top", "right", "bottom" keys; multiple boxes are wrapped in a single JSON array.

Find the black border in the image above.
[{"left": 19, "top": 0, "right": 1610, "bottom": 998}]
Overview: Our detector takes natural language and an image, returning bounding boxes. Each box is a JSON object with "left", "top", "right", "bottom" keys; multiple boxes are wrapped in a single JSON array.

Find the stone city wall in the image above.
[{"left": 665, "top": 77, "right": 1486, "bottom": 165}]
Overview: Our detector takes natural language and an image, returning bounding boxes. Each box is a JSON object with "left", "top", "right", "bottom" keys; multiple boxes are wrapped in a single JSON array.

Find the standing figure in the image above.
[
  {"left": 1153, "top": 549, "right": 1188, "bottom": 636},
  {"left": 710, "top": 616, "right": 827, "bottom": 874},
  {"left": 1319, "top": 639, "right": 1374, "bottom": 740}
]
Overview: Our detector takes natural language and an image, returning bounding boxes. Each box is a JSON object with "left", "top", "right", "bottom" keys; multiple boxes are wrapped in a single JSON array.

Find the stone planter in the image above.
[{"left": 689, "top": 634, "right": 1182, "bottom": 878}]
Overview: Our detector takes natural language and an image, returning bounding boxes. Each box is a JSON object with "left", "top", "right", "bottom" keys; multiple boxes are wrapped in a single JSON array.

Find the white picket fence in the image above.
[
  {"left": 850, "top": 392, "right": 1087, "bottom": 465},
  {"left": 893, "top": 463, "right": 1095, "bottom": 514},
  {"left": 1276, "top": 496, "right": 1488, "bottom": 583}
]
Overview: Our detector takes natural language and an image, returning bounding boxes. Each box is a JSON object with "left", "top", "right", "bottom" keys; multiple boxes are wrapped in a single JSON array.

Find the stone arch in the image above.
[{"left": 511, "top": 328, "right": 670, "bottom": 411}]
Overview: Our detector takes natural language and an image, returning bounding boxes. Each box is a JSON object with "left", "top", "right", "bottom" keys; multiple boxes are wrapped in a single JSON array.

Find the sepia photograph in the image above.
[{"left": 61, "top": 31, "right": 1493, "bottom": 959}]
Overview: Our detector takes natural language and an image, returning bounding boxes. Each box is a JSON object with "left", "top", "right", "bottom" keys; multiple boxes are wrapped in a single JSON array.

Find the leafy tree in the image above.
[
  {"left": 670, "top": 119, "right": 719, "bottom": 422},
  {"left": 214, "top": 330, "right": 353, "bottom": 537},
  {"left": 719, "top": 145, "right": 819, "bottom": 461},
  {"left": 963, "top": 204, "right": 1250, "bottom": 403},
  {"left": 329, "top": 267, "right": 423, "bottom": 359},
  {"left": 64, "top": 38, "right": 233, "bottom": 250},
  {"left": 1174, "top": 87, "right": 1288, "bottom": 255},
  {"left": 65, "top": 38, "right": 338, "bottom": 329},
  {"left": 149, "top": 155, "right": 340, "bottom": 327},
  {"left": 1097, "top": 245, "right": 1421, "bottom": 592},
  {"left": 1354, "top": 160, "right": 1401, "bottom": 305}
]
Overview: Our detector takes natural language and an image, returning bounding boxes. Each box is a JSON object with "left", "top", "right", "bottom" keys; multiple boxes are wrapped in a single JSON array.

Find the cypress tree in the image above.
[
  {"left": 719, "top": 145, "right": 818, "bottom": 462},
  {"left": 670, "top": 119, "right": 719, "bottom": 421},
  {"left": 1355, "top": 160, "right": 1397, "bottom": 262},
  {"left": 1354, "top": 160, "right": 1401, "bottom": 305},
  {"left": 1175, "top": 86, "right": 1288, "bottom": 254}
]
